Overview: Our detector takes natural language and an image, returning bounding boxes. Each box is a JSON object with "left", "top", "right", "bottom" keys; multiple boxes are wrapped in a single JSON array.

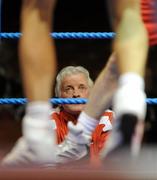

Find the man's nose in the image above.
[{"left": 72, "top": 89, "right": 81, "bottom": 98}]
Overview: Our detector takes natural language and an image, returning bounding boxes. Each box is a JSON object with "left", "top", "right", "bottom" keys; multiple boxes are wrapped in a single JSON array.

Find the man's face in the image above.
[{"left": 60, "top": 73, "right": 91, "bottom": 115}]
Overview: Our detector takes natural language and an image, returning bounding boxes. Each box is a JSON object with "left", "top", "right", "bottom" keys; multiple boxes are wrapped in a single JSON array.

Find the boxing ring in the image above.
[{"left": 0, "top": 32, "right": 157, "bottom": 179}]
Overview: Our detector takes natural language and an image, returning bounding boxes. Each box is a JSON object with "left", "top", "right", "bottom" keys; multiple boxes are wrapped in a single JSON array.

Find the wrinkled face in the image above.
[{"left": 60, "top": 73, "right": 91, "bottom": 115}]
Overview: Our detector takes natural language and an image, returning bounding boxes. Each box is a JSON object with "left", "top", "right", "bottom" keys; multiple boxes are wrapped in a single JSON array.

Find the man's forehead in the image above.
[
  {"left": 62, "top": 73, "right": 87, "bottom": 82},
  {"left": 62, "top": 74, "right": 88, "bottom": 86}
]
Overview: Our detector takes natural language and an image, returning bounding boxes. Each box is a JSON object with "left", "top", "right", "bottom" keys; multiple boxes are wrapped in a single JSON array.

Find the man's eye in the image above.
[
  {"left": 79, "top": 86, "right": 86, "bottom": 90},
  {"left": 65, "top": 87, "right": 73, "bottom": 91}
]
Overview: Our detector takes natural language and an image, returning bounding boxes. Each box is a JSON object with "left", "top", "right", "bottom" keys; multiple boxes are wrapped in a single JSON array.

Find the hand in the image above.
[{"left": 56, "top": 122, "right": 91, "bottom": 164}]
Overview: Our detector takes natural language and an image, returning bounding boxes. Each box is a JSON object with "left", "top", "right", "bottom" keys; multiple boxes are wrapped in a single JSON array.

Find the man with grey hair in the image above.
[{"left": 50, "top": 65, "right": 113, "bottom": 164}]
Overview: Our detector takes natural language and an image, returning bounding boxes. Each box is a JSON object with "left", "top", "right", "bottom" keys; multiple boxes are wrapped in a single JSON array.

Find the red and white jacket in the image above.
[{"left": 51, "top": 108, "right": 114, "bottom": 164}]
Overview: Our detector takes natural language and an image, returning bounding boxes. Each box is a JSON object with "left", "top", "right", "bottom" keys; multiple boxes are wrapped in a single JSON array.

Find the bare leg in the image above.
[
  {"left": 84, "top": 53, "right": 118, "bottom": 119},
  {"left": 19, "top": 0, "right": 57, "bottom": 165},
  {"left": 77, "top": 53, "right": 118, "bottom": 140},
  {"left": 1, "top": 0, "right": 58, "bottom": 167},
  {"left": 104, "top": 0, "right": 148, "bottom": 156},
  {"left": 19, "top": 0, "right": 57, "bottom": 101},
  {"left": 108, "top": 0, "right": 148, "bottom": 76}
]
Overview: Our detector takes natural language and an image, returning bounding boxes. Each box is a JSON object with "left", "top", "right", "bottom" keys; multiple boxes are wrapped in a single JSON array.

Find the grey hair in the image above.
[{"left": 55, "top": 66, "right": 94, "bottom": 97}]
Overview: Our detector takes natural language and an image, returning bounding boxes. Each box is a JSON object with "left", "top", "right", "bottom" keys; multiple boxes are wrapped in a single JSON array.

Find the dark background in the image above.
[
  {"left": 0, "top": 0, "right": 157, "bottom": 148},
  {"left": 2, "top": 0, "right": 112, "bottom": 82}
]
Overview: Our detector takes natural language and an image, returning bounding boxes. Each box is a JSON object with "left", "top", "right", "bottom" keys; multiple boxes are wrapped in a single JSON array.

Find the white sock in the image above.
[
  {"left": 25, "top": 101, "right": 52, "bottom": 121},
  {"left": 114, "top": 72, "right": 146, "bottom": 120},
  {"left": 118, "top": 73, "right": 144, "bottom": 90},
  {"left": 23, "top": 101, "right": 54, "bottom": 140},
  {"left": 20, "top": 101, "right": 57, "bottom": 166},
  {"left": 77, "top": 111, "right": 99, "bottom": 136}
]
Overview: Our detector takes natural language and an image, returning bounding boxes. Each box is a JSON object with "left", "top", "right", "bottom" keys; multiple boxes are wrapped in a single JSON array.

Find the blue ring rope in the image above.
[
  {"left": 0, "top": 32, "right": 156, "bottom": 105},
  {"left": 0, "top": 98, "right": 87, "bottom": 105},
  {"left": 0, "top": 98, "right": 156, "bottom": 105},
  {"left": 1, "top": 31, "right": 156, "bottom": 105},
  {"left": 0, "top": 32, "right": 115, "bottom": 39}
]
